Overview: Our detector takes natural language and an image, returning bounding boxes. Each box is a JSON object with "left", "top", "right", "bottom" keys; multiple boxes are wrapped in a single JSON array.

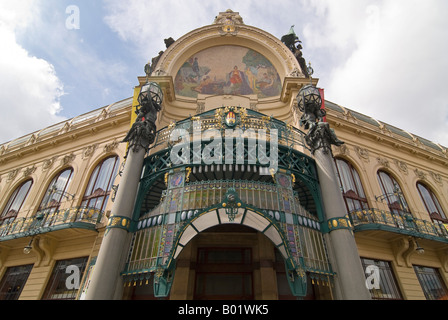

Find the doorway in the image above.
[{"left": 194, "top": 247, "right": 254, "bottom": 300}]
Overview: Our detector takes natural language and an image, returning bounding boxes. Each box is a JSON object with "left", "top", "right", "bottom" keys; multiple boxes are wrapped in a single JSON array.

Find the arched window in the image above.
[
  {"left": 377, "top": 171, "right": 410, "bottom": 215},
  {"left": 417, "top": 182, "right": 447, "bottom": 223},
  {"left": 0, "top": 180, "right": 33, "bottom": 226},
  {"left": 334, "top": 158, "right": 369, "bottom": 213},
  {"left": 81, "top": 156, "right": 119, "bottom": 212},
  {"left": 38, "top": 168, "right": 74, "bottom": 214}
]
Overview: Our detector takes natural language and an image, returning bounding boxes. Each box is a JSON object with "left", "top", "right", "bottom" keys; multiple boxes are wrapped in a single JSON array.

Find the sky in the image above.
[{"left": 0, "top": 0, "right": 447, "bottom": 148}]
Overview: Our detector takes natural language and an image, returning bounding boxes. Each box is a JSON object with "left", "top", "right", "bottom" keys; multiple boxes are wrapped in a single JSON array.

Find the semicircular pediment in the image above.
[{"left": 150, "top": 11, "right": 305, "bottom": 99}]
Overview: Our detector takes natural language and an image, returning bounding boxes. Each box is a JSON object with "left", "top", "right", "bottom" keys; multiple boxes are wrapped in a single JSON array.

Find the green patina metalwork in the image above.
[{"left": 121, "top": 108, "right": 334, "bottom": 297}]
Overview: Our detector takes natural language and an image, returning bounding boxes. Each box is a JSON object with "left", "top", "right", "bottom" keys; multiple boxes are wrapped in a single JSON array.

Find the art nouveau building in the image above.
[{"left": 0, "top": 10, "right": 447, "bottom": 300}]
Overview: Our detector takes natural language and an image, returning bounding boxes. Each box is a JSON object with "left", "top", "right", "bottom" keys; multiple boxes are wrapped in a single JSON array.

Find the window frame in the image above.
[
  {"left": 416, "top": 182, "right": 447, "bottom": 223},
  {"left": 41, "top": 257, "right": 89, "bottom": 300},
  {"left": 413, "top": 265, "right": 448, "bottom": 300},
  {"left": 361, "top": 257, "right": 403, "bottom": 300},
  {"left": 37, "top": 168, "right": 74, "bottom": 214},
  {"left": 0, "top": 264, "right": 34, "bottom": 300},
  {"left": 334, "top": 158, "right": 369, "bottom": 213},
  {"left": 0, "top": 180, "right": 33, "bottom": 226},
  {"left": 80, "top": 156, "right": 119, "bottom": 213},
  {"left": 376, "top": 170, "right": 410, "bottom": 215}
]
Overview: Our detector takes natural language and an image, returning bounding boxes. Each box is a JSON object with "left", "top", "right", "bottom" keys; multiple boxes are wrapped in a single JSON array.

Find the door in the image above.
[{"left": 194, "top": 247, "right": 254, "bottom": 300}]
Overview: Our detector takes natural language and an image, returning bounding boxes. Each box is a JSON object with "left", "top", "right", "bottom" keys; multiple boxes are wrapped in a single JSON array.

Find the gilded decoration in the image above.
[{"left": 174, "top": 45, "right": 282, "bottom": 99}]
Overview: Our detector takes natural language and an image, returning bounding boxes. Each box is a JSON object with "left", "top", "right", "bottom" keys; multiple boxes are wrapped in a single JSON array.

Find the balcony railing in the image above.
[
  {"left": 0, "top": 207, "right": 104, "bottom": 241},
  {"left": 348, "top": 208, "right": 448, "bottom": 242}
]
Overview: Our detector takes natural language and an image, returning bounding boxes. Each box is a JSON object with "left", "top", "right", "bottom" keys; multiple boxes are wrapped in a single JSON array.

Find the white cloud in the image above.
[
  {"left": 102, "top": 0, "right": 448, "bottom": 146},
  {"left": 0, "top": 0, "right": 66, "bottom": 144},
  {"left": 302, "top": 0, "right": 448, "bottom": 146}
]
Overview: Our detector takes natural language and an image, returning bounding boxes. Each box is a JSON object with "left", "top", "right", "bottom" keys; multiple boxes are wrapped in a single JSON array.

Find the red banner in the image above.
[{"left": 319, "top": 88, "right": 327, "bottom": 122}]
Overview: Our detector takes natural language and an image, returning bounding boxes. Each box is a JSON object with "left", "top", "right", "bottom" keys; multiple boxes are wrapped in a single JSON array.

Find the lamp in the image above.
[
  {"left": 137, "top": 82, "right": 163, "bottom": 109},
  {"left": 23, "top": 238, "right": 34, "bottom": 254},
  {"left": 415, "top": 239, "right": 425, "bottom": 255},
  {"left": 297, "top": 84, "right": 322, "bottom": 113}
]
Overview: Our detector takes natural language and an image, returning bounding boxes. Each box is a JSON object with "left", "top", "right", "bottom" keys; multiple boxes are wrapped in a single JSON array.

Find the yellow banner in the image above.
[
  {"left": 130, "top": 86, "right": 141, "bottom": 127},
  {"left": 443, "top": 224, "right": 448, "bottom": 233}
]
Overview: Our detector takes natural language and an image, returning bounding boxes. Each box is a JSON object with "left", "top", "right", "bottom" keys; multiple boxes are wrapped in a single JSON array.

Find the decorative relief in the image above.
[
  {"left": 196, "top": 102, "right": 205, "bottom": 114},
  {"left": 354, "top": 146, "right": 369, "bottom": 162},
  {"left": 82, "top": 144, "right": 98, "bottom": 159},
  {"left": 104, "top": 140, "right": 119, "bottom": 153},
  {"left": 430, "top": 171, "right": 443, "bottom": 186},
  {"left": 61, "top": 153, "right": 76, "bottom": 166},
  {"left": 414, "top": 168, "right": 427, "bottom": 180},
  {"left": 333, "top": 144, "right": 349, "bottom": 156},
  {"left": 377, "top": 157, "right": 390, "bottom": 168},
  {"left": 42, "top": 157, "right": 57, "bottom": 171},
  {"left": 23, "top": 166, "right": 36, "bottom": 177},
  {"left": 394, "top": 160, "right": 408, "bottom": 175},
  {"left": 7, "top": 169, "right": 19, "bottom": 182}
]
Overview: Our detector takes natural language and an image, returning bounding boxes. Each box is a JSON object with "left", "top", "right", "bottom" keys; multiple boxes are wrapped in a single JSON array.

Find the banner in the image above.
[{"left": 319, "top": 88, "right": 327, "bottom": 122}]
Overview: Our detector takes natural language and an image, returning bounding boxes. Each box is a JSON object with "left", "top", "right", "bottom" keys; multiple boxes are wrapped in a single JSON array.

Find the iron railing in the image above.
[
  {"left": 0, "top": 207, "right": 104, "bottom": 240},
  {"left": 348, "top": 208, "right": 448, "bottom": 241}
]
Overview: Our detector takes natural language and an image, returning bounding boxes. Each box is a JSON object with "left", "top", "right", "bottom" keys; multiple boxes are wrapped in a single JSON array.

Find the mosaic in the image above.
[{"left": 174, "top": 45, "right": 281, "bottom": 98}]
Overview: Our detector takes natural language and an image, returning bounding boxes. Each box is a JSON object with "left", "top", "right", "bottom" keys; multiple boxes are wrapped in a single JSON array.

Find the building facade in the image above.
[{"left": 0, "top": 10, "right": 447, "bottom": 300}]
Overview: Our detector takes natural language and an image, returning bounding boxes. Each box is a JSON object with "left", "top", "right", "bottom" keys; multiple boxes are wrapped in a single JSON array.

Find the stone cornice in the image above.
[
  {"left": 0, "top": 103, "right": 132, "bottom": 164},
  {"left": 326, "top": 109, "right": 448, "bottom": 167}
]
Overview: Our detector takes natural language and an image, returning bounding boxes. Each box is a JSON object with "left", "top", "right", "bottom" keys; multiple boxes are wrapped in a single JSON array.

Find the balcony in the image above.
[
  {"left": 0, "top": 207, "right": 104, "bottom": 241},
  {"left": 348, "top": 208, "right": 448, "bottom": 243}
]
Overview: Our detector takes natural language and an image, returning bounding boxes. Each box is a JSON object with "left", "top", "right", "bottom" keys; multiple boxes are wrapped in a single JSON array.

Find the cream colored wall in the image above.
[
  {"left": 327, "top": 107, "right": 448, "bottom": 300},
  {"left": 0, "top": 103, "right": 131, "bottom": 300}
]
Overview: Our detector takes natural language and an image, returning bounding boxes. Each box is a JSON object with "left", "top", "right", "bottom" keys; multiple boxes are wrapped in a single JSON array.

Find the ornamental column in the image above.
[
  {"left": 84, "top": 80, "right": 163, "bottom": 300},
  {"left": 296, "top": 82, "right": 371, "bottom": 300}
]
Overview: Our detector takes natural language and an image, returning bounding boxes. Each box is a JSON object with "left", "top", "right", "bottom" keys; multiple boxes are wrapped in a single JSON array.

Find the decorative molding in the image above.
[
  {"left": 196, "top": 102, "right": 205, "bottom": 114},
  {"left": 354, "top": 146, "right": 369, "bottom": 163},
  {"left": 377, "top": 157, "right": 390, "bottom": 168},
  {"left": 414, "top": 168, "right": 427, "bottom": 180},
  {"left": 430, "top": 171, "right": 443, "bottom": 186},
  {"left": 394, "top": 159, "right": 408, "bottom": 175},
  {"left": 6, "top": 169, "right": 19, "bottom": 182},
  {"left": 61, "top": 153, "right": 76, "bottom": 166},
  {"left": 104, "top": 140, "right": 119, "bottom": 153},
  {"left": 23, "top": 166, "right": 36, "bottom": 178},
  {"left": 42, "top": 156, "right": 57, "bottom": 171},
  {"left": 38, "top": 236, "right": 58, "bottom": 267},
  {"left": 333, "top": 144, "right": 349, "bottom": 156},
  {"left": 82, "top": 144, "right": 98, "bottom": 159},
  {"left": 392, "top": 237, "right": 410, "bottom": 267}
]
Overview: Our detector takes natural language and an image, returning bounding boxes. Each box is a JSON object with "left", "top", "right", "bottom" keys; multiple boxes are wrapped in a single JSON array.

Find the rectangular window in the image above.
[
  {"left": 0, "top": 264, "right": 33, "bottom": 300},
  {"left": 42, "top": 257, "right": 88, "bottom": 300},
  {"left": 414, "top": 265, "right": 448, "bottom": 300},
  {"left": 361, "top": 258, "right": 403, "bottom": 300}
]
